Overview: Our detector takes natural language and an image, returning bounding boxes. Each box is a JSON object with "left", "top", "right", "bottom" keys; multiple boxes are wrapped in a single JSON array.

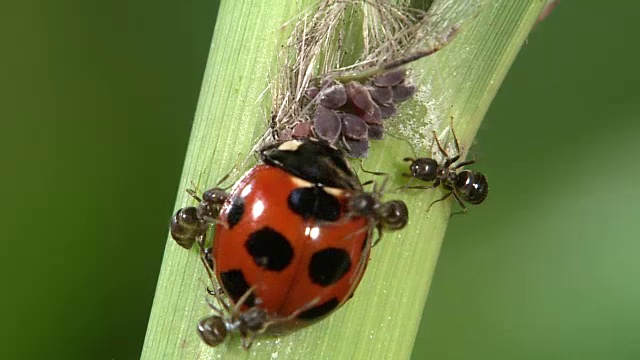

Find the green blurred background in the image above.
[{"left": 2, "top": 1, "right": 639, "bottom": 359}]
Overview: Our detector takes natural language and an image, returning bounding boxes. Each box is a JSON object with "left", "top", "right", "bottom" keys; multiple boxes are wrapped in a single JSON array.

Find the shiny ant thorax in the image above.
[{"left": 403, "top": 127, "right": 488, "bottom": 212}]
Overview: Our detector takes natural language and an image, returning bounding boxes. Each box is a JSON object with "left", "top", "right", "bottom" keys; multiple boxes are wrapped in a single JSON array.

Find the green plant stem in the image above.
[{"left": 141, "top": 1, "right": 545, "bottom": 359}]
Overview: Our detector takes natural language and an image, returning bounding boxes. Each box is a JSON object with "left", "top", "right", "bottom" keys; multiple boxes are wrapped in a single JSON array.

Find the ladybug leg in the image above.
[
  {"left": 345, "top": 227, "right": 374, "bottom": 299},
  {"left": 370, "top": 223, "right": 384, "bottom": 247}
]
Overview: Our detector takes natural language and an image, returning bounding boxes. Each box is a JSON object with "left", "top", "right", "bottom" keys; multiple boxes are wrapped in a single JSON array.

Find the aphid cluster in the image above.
[{"left": 286, "top": 67, "right": 416, "bottom": 158}]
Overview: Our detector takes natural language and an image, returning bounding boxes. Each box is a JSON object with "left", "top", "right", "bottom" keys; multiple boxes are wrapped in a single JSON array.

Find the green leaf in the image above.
[{"left": 141, "top": 1, "right": 545, "bottom": 359}]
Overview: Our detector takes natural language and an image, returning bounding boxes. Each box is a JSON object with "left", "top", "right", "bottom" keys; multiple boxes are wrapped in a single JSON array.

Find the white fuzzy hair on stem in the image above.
[{"left": 253, "top": 0, "right": 483, "bottom": 155}]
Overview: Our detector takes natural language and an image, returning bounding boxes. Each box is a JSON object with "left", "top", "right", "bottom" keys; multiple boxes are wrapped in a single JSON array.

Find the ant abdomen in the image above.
[
  {"left": 454, "top": 170, "right": 488, "bottom": 205},
  {"left": 170, "top": 206, "right": 206, "bottom": 249},
  {"left": 197, "top": 316, "right": 228, "bottom": 347}
]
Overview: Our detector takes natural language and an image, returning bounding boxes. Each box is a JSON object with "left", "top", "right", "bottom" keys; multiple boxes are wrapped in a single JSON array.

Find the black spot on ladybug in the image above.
[
  {"left": 288, "top": 186, "right": 341, "bottom": 222},
  {"left": 245, "top": 227, "right": 294, "bottom": 271},
  {"left": 219, "top": 269, "right": 255, "bottom": 307},
  {"left": 308, "top": 248, "right": 351, "bottom": 286},
  {"left": 297, "top": 297, "right": 339, "bottom": 320},
  {"left": 227, "top": 196, "right": 245, "bottom": 229}
]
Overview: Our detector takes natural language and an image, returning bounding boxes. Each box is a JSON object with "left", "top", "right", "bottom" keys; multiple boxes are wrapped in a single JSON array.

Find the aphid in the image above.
[{"left": 403, "top": 126, "right": 488, "bottom": 212}]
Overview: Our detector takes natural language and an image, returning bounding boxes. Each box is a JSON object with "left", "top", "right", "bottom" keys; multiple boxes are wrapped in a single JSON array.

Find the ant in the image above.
[
  {"left": 346, "top": 162, "right": 409, "bottom": 246},
  {"left": 402, "top": 126, "right": 488, "bottom": 213}
]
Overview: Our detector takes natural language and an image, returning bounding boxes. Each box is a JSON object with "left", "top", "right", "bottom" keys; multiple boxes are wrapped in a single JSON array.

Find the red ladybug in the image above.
[{"left": 170, "top": 139, "right": 408, "bottom": 348}]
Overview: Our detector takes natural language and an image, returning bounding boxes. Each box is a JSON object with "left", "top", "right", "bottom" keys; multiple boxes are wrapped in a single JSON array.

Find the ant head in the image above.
[
  {"left": 378, "top": 200, "right": 409, "bottom": 230},
  {"left": 197, "top": 315, "right": 228, "bottom": 347},
  {"left": 407, "top": 157, "right": 439, "bottom": 182},
  {"left": 202, "top": 188, "right": 228, "bottom": 204},
  {"left": 198, "top": 188, "right": 229, "bottom": 219},
  {"left": 455, "top": 170, "right": 488, "bottom": 205},
  {"left": 170, "top": 206, "right": 205, "bottom": 249}
]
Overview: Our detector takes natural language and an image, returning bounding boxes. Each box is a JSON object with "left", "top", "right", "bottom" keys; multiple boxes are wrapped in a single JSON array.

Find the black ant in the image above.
[
  {"left": 403, "top": 126, "right": 488, "bottom": 212},
  {"left": 346, "top": 163, "right": 409, "bottom": 246}
]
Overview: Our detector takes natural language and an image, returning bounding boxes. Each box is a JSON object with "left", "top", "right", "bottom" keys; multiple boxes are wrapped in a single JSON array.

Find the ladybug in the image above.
[
  {"left": 170, "top": 139, "right": 409, "bottom": 348},
  {"left": 402, "top": 128, "right": 488, "bottom": 212}
]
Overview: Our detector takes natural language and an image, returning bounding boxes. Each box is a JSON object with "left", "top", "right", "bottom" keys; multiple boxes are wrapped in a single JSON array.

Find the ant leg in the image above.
[
  {"left": 361, "top": 180, "right": 375, "bottom": 187},
  {"left": 197, "top": 240, "right": 234, "bottom": 313},
  {"left": 186, "top": 188, "right": 203, "bottom": 202},
  {"left": 359, "top": 162, "right": 390, "bottom": 194},
  {"left": 204, "top": 293, "right": 227, "bottom": 317},
  {"left": 432, "top": 131, "right": 449, "bottom": 158},
  {"left": 449, "top": 193, "right": 469, "bottom": 216},
  {"left": 449, "top": 116, "right": 462, "bottom": 156},
  {"left": 242, "top": 334, "right": 257, "bottom": 350},
  {"left": 359, "top": 162, "right": 388, "bottom": 177},
  {"left": 404, "top": 184, "right": 438, "bottom": 190},
  {"left": 196, "top": 233, "right": 215, "bottom": 272},
  {"left": 233, "top": 286, "right": 257, "bottom": 314},
  {"left": 397, "top": 177, "right": 415, "bottom": 191},
  {"left": 443, "top": 154, "right": 460, "bottom": 168},
  {"left": 426, "top": 191, "right": 453, "bottom": 212},
  {"left": 372, "top": 225, "right": 383, "bottom": 247},
  {"left": 403, "top": 179, "right": 441, "bottom": 191},
  {"left": 453, "top": 159, "right": 475, "bottom": 169},
  {"left": 434, "top": 131, "right": 461, "bottom": 167},
  {"left": 206, "top": 286, "right": 224, "bottom": 296}
]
